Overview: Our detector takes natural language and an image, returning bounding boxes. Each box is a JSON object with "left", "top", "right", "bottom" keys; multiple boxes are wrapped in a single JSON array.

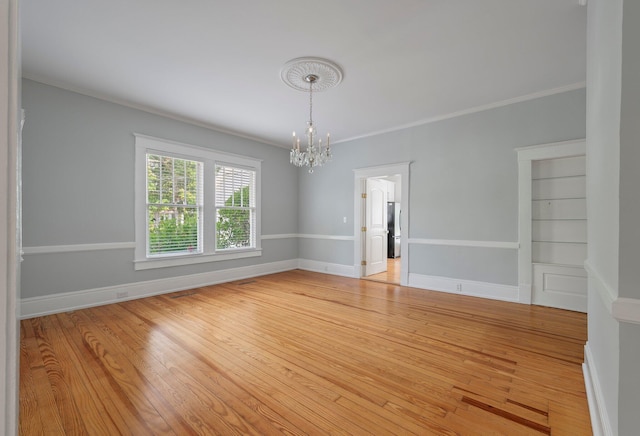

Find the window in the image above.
[
  {"left": 147, "top": 154, "right": 203, "bottom": 256},
  {"left": 215, "top": 165, "right": 256, "bottom": 249},
  {"left": 135, "top": 134, "right": 261, "bottom": 270}
]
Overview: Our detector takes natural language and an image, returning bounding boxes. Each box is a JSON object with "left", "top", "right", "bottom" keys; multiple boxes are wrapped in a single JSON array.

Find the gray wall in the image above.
[
  {"left": 21, "top": 80, "right": 587, "bottom": 300},
  {"left": 298, "top": 88, "right": 586, "bottom": 285},
  {"left": 586, "top": 0, "right": 622, "bottom": 433},
  {"left": 21, "top": 79, "right": 298, "bottom": 299},
  {"left": 587, "top": 0, "right": 640, "bottom": 433},
  {"left": 617, "top": 0, "right": 640, "bottom": 433}
]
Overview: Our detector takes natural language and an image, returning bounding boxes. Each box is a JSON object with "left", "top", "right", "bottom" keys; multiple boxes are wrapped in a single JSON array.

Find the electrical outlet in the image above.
[
  {"left": 116, "top": 291, "right": 129, "bottom": 299},
  {"left": 456, "top": 284, "right": 462, "bottom": 292}
]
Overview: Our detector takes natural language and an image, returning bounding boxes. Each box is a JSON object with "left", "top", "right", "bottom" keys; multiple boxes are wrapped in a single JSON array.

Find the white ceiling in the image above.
[{"left": 21, "top": 0, "right": 587, "bottom": 148}]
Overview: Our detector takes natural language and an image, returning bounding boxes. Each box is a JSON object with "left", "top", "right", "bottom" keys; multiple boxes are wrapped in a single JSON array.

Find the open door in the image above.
[
  {"left": 354, "top": 163, "right": 409, "bottom": 286},
  {"left": 365, "top": 178, "right": 388, "bottom": 276}
]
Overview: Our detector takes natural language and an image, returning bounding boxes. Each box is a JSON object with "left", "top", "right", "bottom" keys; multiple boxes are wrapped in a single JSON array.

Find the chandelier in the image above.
[{"left": 281, "top": 57, "right": 343, "bottom": 173}]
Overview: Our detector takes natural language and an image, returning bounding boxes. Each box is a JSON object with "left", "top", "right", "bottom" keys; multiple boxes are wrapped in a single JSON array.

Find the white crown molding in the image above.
[
  {"left": 408, "top": 238, "right": 519, "bottom": 250},
  {"left": 21, "top": 74, "right": 285, "bottom": 149},
  {"left": 24, "top": 74, "right": 585, "bottom": 150},
  {"left": 335, "top": 82, "right": 586, "bottom": 145}
]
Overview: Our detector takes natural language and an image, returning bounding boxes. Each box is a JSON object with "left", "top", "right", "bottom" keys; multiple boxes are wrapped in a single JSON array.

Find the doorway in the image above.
[
  {"left": 353, "top": 163, "right": 410, "bottom": 286},
  {"left": 517, "top": 140, "right": 587, "bottom": 312}
]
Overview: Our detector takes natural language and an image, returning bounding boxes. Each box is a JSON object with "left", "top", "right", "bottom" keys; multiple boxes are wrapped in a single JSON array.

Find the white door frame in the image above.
[
  {"left": 353, "top": 162, "right": 410, "bottom": 286},
  {"left": 1, "top": 0, "right": 20, "bottom": 434},
  {"left": 516, "top": 139, "right": 586, "bottom": 304}
]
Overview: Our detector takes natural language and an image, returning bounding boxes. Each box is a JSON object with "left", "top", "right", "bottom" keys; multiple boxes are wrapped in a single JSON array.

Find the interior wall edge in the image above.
[{"left": 583, "top": 342, "right": 614, "bottom": 436}]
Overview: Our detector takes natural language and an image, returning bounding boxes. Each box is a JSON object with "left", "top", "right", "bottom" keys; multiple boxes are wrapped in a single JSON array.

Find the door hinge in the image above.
[
  {"left": 361, "top": 260, "right": 367, "bottom": 266},
  {"left": 361, "top": 193, "right": 367, "bottom": 199},
  {"left": 361, "top": 226, "right": 367, "bottom": 232}
]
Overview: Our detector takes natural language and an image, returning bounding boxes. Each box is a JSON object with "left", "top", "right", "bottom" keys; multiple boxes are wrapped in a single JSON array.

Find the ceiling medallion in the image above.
[
  {"left": 280, "top": 57, "right": 343, "bottom": 92},
  {"left": 281, "top": 57, "right": 343, "bottom": 173}
]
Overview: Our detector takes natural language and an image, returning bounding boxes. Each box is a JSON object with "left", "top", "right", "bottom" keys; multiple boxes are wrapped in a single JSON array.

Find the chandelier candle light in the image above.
[{"left": 281, "top": 57, "right": 343, "bottom": 173}]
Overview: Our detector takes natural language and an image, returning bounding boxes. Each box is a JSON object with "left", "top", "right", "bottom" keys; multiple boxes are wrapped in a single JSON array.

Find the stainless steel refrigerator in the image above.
[{"left": 387, "top": 202, "right": 401, "bottom": 258}]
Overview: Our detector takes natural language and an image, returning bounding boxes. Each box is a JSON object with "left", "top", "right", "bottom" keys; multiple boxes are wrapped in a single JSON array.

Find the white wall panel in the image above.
[
  {"left": 533, "top": 220, "right": 587, "bottom": 243},
  {"left": 532, "top": 198, "right": 587, "bottom": 220},
  {"left": 532, "top": 175, "right": 586, "bottom": 200},
  {"left": 543, "top": 271, "right": 588, "bottom": 296},
  {"left": 533, "top": 241, "right": 587, "bottom": 266},
  {"left": 532, "top": 263, "right": 587, "bottom": 311},
  {"left": 532, "top": 155, "right": 586, "bottom": 179}
]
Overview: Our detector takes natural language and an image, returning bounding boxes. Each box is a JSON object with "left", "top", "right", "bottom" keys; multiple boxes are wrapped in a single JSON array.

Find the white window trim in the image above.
[{"left": 134, "top": 134, "right": 262, "bottom": 270}]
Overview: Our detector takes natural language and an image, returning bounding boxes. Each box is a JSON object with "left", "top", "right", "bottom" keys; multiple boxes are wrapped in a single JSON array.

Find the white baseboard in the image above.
[
  {"left": 20, "top": 259, "right": 298, "bottom": 319},
  {"left": 518, "top": 283, "right": 532, "bottom": 304},
  {"left": 408, "top": 273, "right": 520, "bottom": 303},
  {"left": 583, "top": 342, "right": 613, "bottom": 436},
  {"left": 297, "top": 259, "right": 357, "bottom": 278}
]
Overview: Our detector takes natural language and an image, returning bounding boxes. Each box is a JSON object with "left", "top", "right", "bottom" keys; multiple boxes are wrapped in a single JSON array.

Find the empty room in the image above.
[{"left": 1, "top": 0, "right": 639, "bottom": 435}]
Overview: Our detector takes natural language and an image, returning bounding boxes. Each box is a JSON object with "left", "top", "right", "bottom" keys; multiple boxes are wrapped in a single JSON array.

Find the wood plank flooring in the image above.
[
  {"left": 20, "top": 270, "right": 591, "bottom": 435},
  {"left": 364, "top": 258, "right": 401, "bottom": 284}
]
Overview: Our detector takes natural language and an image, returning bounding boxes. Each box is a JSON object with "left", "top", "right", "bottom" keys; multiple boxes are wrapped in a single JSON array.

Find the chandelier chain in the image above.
[{"left": 309, "top": 78, "right": 313, "bottom": 124}]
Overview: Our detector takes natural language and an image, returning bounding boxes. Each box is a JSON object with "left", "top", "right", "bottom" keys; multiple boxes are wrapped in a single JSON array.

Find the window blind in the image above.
[
  {"left": 215, "top": 164, "right": 256, "bottom": 249},
  {"left": 146, "top": 154, "right": 203, "bottom": 255}
]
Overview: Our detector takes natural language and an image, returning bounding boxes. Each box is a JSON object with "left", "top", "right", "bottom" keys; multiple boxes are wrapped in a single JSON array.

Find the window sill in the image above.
[{"left": 134, "top": 249, "right": 262, "bottom": 271}]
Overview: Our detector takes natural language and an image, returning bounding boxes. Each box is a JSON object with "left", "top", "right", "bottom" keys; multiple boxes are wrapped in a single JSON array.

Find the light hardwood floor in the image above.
[
  {"left": 20, "top": 270, "right": 591, "bottom": 435},
  {"left": 364, "top": 258, "right": 401, "bottom": 284}
]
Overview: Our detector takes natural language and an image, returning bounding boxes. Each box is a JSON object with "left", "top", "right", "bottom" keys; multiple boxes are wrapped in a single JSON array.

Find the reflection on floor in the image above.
[{"left": 364, "top": 258, "right": 401, "bottom": 284}]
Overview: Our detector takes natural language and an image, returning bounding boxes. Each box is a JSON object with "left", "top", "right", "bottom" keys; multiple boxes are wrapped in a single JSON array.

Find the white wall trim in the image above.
[
  {"left": 20, "top": 259, "right": 298, "bottom": 319},
  {"left": 408, "top": 273, "right": 520, "bottom": 303},
  {"left": 518, "top": 283, "right": 533, "bottom": 305},
  {"left": 339, "top": 83, "right": 586, "bottom": 144},
  {"left": 408, "top": 238, "right": 519, "bottom": 249},
  {"left": 23, "top": 75, "right": 585, "bottom": 150},
  {"left": 297, "top": 234, "right": 355, "bottom": 241},
  {"left": 584, "top": 259, "right": 616, "bottom": 313},
  {"left": 612, "top": 298, "right": 640, "bottom": 325},
  {"left": 515, "top": 138, "right": 587, "bottom": 160},
  {"left": 1, "top": 0, "right": 20, "bottom": 433},
  {"left": 297, "top": 259, "right": 358, "bottom": 278},
  {"left": 516, "top": 138, "right": 586, "bottom": 306},
  {"left": 261, "top": 233, "right": 298, "bottom": 240},
  {"left": 21, "top": 235, "right": 356, "bottom": 254},
  {"left": 354, "top": 162, "right": 411, "bottom": 286},
  {"left": 22, "top": 75, "right": 284, "bottom": 149},
  {"left": 22, "top": 242, "right": 136, "bottom": 255},
  {"left": 583, "top": 342, "right": 614, "bottom": 436}
]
